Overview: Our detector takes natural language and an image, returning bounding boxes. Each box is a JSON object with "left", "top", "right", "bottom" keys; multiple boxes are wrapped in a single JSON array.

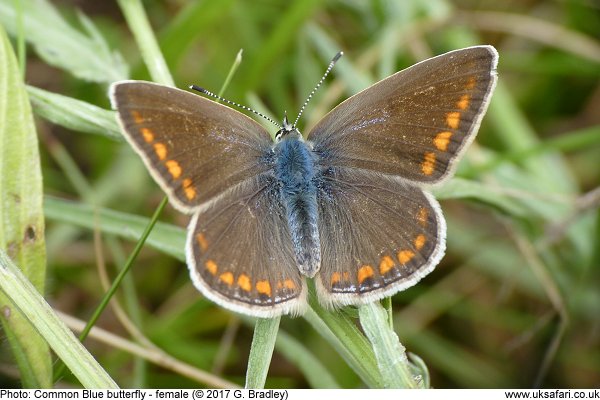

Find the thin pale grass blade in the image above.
[
  {"left": 117, "top": 0, "right": 173, "bottom": 86},
  {"left": 27, "top": 86, "right": 122, "bottom": 141}
]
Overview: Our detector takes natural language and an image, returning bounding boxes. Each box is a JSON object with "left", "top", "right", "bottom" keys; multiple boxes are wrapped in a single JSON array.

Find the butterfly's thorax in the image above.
[{"left": 274, "top": 130, "right": 321, "bottom": 278}]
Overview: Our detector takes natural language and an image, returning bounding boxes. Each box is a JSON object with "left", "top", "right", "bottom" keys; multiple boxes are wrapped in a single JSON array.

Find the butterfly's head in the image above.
[{"left": 275, "top": 112, "right": 301, "bottom": 142}]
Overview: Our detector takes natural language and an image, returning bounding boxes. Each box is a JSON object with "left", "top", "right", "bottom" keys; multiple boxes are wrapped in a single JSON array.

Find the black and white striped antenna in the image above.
[
  {"left": 189, "top": 51, "right": 343, "bottom": 131},
  {"left": 292, "top": 51, "right": 343, "bottom": 128},
  {"left": 189, "top": 85, "right": 281, "bottom": 129}
]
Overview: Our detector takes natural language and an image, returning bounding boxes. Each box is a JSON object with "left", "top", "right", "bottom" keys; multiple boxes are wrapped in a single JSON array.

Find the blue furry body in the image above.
[{"left": 274, "top": 133, "right": 321, "bottom": 277}]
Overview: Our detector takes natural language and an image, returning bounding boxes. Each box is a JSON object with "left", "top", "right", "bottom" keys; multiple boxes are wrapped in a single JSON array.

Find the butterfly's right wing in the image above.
[
  {"left": 187, "top": 172, "right": 307, "bottom": 318},
  {"left": 307, "top": 46, "right": 497, "bottom": 185}
]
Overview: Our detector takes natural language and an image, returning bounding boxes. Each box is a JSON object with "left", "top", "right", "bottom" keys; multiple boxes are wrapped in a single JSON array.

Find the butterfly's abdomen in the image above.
[{"left": 274, "top": 135, "right": 320, "bottom": 278}]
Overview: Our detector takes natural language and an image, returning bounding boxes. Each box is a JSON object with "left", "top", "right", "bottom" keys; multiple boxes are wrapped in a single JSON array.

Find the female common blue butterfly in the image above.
[{"left": 110, "top": 46, "right": 498, "bottom": 317}]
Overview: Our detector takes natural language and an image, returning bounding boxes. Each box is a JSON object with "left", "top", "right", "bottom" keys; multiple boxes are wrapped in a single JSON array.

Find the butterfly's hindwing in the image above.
[
  {"left": 315, "top": 167, "right": 445, "bottom": 307},
  {"left": 187, "top": 172, "right": 307, "bottom": 317}
]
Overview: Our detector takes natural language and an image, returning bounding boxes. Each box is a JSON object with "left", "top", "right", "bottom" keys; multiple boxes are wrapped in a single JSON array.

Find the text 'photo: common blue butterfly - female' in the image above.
[{"left": 110, "top": 46, "right": 498, "bottom": 318}]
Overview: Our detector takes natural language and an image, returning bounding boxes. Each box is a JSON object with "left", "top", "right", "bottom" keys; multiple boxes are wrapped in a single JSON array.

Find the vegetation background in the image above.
[{"left": 0, "top": 0, "right": 599, "bottom": 389}]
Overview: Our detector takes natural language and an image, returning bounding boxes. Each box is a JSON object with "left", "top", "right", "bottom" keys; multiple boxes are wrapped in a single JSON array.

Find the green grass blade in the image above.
[
  {"left": 44, "top": 196, "right": 186, "bottom": 261},
  {"left": 433, "top": 178, "right": 532, "bottom": 217},
  {"left": 117, "top": 0, "right": 173, "bottom": 86},
  {"left": 27, "top": 86, "right": 122, "bottom": 141},
  {"left": 0, "top": 23, "right": 52, "bottom": 388},
  {"left": 0, "top": 250, "right": 118, "bottom": 388},
  {"left": 358, "top": 303, "right": 419, "bottom": 388},
  {"left": 0, "top": 0, "right": 127, "bottom": 83},
  {"left": 306, "top": 296, "right": 383, "bottom": 387},
  {"left": 245, "top": 317, "right": 280, "bottom": 388}
]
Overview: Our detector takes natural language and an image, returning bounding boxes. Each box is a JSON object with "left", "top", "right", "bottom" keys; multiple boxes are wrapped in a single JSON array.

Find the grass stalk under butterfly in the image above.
[
  {"left": 306, "top": 289, "right": 383, "bottom": 388},
  {"left": 245, "top": 317, "right": 281, "bottom": 388},
  {"left": 358, "top": 302, "right": 420, "bottom": 388}
]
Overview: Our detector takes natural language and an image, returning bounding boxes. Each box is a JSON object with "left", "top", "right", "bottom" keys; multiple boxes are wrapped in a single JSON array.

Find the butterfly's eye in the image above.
[{"left": 275, "top": 129, "right": 285, "bottom": 141}]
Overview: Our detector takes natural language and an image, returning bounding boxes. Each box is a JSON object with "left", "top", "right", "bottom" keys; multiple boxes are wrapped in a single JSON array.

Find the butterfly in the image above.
[{"left": 110, "top": 46, "right": 498, "bottom": 317}]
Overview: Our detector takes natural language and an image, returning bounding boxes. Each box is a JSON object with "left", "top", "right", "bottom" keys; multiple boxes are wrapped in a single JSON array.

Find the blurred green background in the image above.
[{"left": 0, "top": 0, "right": 599, "bottom": 389}]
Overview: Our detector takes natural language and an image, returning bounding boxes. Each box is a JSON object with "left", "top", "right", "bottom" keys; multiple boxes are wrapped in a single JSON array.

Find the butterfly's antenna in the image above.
[
  {"left": 189, "top": 85, "right": 281, "bottom": 129},
  {"left": 292, "top": 51, "right": 343, "bottom": 128}
]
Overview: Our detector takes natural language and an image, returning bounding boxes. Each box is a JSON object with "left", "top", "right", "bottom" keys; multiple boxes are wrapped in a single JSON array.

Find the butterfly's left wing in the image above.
[
  {"left": 111, "top": 81, "right": 274, "bottom": 213},
  {"left": 307, "top": 46, "right": 497, "bottom": 185},
  {"left": 315, "top": 167, "right": 445, "bottom": 307}
]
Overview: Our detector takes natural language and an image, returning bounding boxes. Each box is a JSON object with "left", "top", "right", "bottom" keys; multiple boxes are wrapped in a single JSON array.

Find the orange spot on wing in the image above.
[
  {"left": 219, "top": 271, "right": 234, "bottom": 286},
  {"left": 331, "top": 272, "right": 341, "bottom": 286},
  {"left": 183, "top": 178, "right": 196, "bottom": 200},
  {"left": 131, "top": 110, "right": 143, "bottom": 123},
  {"left": 445, "top": 111, "right": 461, "bottom": 129},
  {"left": 457, "top": 94, "right": 470, "bottom": 110},
  {"left": 398, "top": 250, "right": 415, "bottom": 265},
  {"left": 256, "top": 280, "right": 272, "bottom": 297},
  {"left": 357, "top": 265, "right": 374, "bottom": 284},
  {"left": 421, "top": 152, "right": 436, "bottom": 176},
  {"left": 414, "top": 234, "right": 426, "bottom": 251},
  {"left": 433, "top": 131, "right": 452, "bottom": 151},
  {"left": 466, "top": 76, "right": 477, "bottom": 89},
  {"left": 196, "top": 233, "right": 208, "bottom": 252},
  {"left": 165, "top": 160, "right": 182, "bottom": 179},
  {"left": 237, "top": 274, "right": 251, "bottom": 292},
  {"left": 379, "top": 256, "right": 395, "bottom": 275},
  {"left": 141, "top": 127, "right": 154, "bottom": 143},
  {"left": 417, "top": 207, "right": 429, "bottom": 226},
  {"left": 205, "top": 259, "right": 217, "bottom": 275},
  {"left": 153, "top": 143, "right": 167, "bottom": 160},
  {"left": 283, "top": 279, "right": 296, "bottom": 290}
]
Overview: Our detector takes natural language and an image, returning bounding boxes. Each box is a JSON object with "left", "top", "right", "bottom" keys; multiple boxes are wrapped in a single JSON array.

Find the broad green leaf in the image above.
[{"left": 0, "top": 24, "right": 51, "bottom": 388}]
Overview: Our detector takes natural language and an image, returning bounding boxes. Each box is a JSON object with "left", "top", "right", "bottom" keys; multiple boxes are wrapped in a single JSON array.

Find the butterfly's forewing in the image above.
[
  {"left": 111, "top": 81, "right": 274, "bottom": 213},
  {"left": 308, "top": 46, "right": 498, "bottom": 185},
  {"left": 187, "top": 172, "right": 306, "bottom": 317},
  {"left": 315, "top": 168, "right": 445, "bottom": 306}
]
